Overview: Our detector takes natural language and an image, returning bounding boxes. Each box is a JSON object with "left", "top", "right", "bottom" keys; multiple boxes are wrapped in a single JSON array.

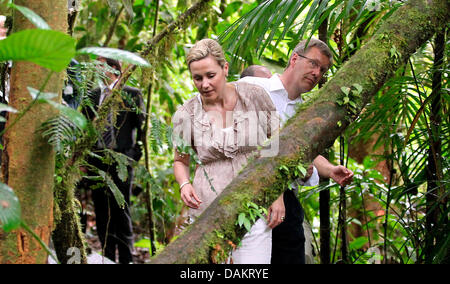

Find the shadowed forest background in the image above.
[{"left": 0, "top": 0, "right": 448, "bottom": 264}]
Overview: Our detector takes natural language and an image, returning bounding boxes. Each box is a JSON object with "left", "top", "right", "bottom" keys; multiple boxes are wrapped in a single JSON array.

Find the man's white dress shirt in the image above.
[
  {"left": 231, "top": 75, "right": 318, "bottom": 264},
  {"left": 241, "top": 74, "right": 303, "bottom": 125},
  {"left": 240, "top": 74, "right": 319, "bottom": 186}
]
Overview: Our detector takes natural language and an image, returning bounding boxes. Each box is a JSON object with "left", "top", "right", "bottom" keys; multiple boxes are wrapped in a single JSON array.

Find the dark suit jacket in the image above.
[{"left": 84, "top": 85, "right": 145, "bottom": 162}]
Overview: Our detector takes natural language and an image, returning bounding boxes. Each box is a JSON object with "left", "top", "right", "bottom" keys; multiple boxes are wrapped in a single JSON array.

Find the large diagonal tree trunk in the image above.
[
  {"left": 0, "top": 1, "right": 67, "bottom": 264},
  {"left": 151, "top": 0, "right": 449, "bottom": 263}
]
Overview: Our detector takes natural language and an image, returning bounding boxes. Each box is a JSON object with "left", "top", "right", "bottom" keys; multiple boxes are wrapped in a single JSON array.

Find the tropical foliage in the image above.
[{"left": 0, "top": 0, "right": 447, "bottom": 264}]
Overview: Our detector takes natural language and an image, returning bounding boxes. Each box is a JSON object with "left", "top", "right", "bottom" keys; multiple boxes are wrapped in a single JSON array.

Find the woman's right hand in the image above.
[{"left": 180, "top": 183, "right": 202, "bottom": 209}]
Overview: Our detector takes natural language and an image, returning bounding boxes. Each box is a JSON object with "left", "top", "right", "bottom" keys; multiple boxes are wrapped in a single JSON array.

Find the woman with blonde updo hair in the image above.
[
  {"left": 172, "top": 39, "right": 279, "bottom": 263},
  {"left": 186, "top": 38, "right": 227, "bottom": 69}
]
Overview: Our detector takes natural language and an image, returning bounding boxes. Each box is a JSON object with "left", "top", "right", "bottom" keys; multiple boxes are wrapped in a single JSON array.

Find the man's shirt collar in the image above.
[
  {"left": 270, "top": 74, "right": 303, "bottom": 104},
  {"left": 269, "top": 74, "right": 286, "bottom": 92}
]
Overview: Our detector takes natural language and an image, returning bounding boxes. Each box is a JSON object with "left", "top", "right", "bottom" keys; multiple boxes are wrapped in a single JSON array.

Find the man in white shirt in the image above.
[{"left": 240, "top": 38, "right": 353, "bottom": 263}]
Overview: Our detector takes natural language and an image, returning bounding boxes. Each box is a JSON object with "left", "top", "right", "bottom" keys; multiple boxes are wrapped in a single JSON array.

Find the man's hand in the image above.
[
  {"left": 314, "top": 155, "right": 354, "bottom": 187},
  {"left": 330, "top": 165, "right": 354, "bottom": 187},
  {"left": 267, "top": 194, "right": 285, "bottom": 229}
]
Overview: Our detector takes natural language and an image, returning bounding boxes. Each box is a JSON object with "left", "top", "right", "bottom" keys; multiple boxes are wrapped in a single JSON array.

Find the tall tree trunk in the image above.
[
  {"left": 142, "top": 0, "right": 160, "bottom": 257},
  {"left": 150, "top": 0, "right": 449, "bottom": 263},
  {"left": 318, "top": 6, "right": 331, "bottom": 264},
  {"left": 0, "top": 0, "right": 67, "bottom": 264},
  {"left": 425, "top": 28, "right": 445, "bottom": 264},
  {"left": 338, "top": 137, "right": 348, "bottom": 263}
]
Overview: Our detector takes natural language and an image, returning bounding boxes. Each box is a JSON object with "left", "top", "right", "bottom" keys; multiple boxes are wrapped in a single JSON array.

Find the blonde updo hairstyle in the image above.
[{"left": 186, "top": 39, "right": 227, "bottom": 70}]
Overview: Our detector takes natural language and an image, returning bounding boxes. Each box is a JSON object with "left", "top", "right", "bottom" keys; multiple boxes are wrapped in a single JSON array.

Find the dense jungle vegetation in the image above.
[{"left": 0, "top": 0, "right": 448, "bottom": 264}]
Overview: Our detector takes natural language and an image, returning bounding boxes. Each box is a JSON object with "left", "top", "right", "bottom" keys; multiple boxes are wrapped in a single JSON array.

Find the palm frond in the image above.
[{"left": 218, "top": 0, "right": 402, "bottom": 70}]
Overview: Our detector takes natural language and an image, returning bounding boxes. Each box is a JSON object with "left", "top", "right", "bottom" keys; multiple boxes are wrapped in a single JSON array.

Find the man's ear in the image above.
[{"left": 290, "top": 53, "right": 299, "bottom": 67}]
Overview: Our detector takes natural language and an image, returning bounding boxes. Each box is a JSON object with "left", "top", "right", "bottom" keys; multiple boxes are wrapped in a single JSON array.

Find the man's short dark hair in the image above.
[
  {"left": 241, "top": 65, "right": 257, "bottom": 78},
  {"left": 287, "top": 38, "right": 333, "bottom": 69},
  {"left": 99, "top": 57, "right": 122, "bottom": 74},
  {"left": 104, "top": 58, "right": 122, "bottom": 73},
  {"left": 240, "top": 65, "right": 271, "bottom": 79}
]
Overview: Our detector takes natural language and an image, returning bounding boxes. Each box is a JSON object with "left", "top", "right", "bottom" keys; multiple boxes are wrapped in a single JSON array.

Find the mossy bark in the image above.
[
  {"left": 0, "top": 1, "right": 67, "bottom": 264},
  {"left": 50, "top": 0, "right": 214, "bottom": 263},
  {"left": 150, "top": 0, "right": 449, "bottom": 264}
]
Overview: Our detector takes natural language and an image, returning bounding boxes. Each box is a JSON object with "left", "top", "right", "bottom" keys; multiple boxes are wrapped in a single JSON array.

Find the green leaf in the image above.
[
  {"left": 0, "top": 29, "right": 76, "bottom": 72},
  {"left": 54, "top": 104, "right": 88, "bottom": 131},
  {"left": 238, "top": 213, "right": 246, "bottom": 227},
  {"left": 77, "top": 47, "right": 150, "bottom": 67},
  {"left": 27, "top": 87, "right": 88, "bottom": 131},
  {"left": 0, "top": 103, "right": 17, "bottom": 113},
  {"left": 247, "top": 202, "right": 259, "bottom": 210},
  {"left": 133, "top": 238, "right": 151, "bottom": 248},
  {"left": 249, "top": 211, "right": 255, "bottom": 222},
  {"left": 363, "top": 156, "right": 377, "bottom": 169},
  {"left": 343, "top": 96, "right": 350, "bottom": 104},
  {"left": 349, "top": 236, "right": 369, "bottom": 250},
  {"left": 0, "top": 183, "right": 22, "bottom": 232},
  {"left": 222, "top": 1, "right": 243, "bottom": 18},
  {"left": 104, "top": 150, "right": 130, "bottom": 183},
  {"left": 27, "top": 87, "right": 57, "bottom": 101},
  {"left": 353, "top": 83, "right": 363, "bottom": 94},
  {"left": 214, "top": 230, "right": 225, "bottom": 239},
  {"left": 98, "top": 170, "right": 126, "bottom": 209},
  {"left": 297, "top": 165, "right": 307, "bottom": 177},
  {"left": 279, "top": 165, "right": 289, "bottom": 173},
  {"left": 243, "top": 218, "right": 251, "bottom": 232},
  {"left": 11, "top": 4, "right": 51, "bottom": 30},
  {"left": 341, "top": 86, "right": 350, "bottom": 96}
]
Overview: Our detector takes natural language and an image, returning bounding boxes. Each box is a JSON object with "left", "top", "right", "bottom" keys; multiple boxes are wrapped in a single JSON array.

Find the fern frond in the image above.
[
  {"left": 41, "top": 114, "right": 83, "bottom": 154},
  {"left": 149, "top": 115, "right": 164, "bottom": 153}
]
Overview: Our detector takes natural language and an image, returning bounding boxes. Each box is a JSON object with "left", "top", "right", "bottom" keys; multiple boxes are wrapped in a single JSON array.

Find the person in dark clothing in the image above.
[
  {"left": 63, "top": 59, "right": 83, "bottom": 110},
  {"left": 82, "top": 57, "right": 144, "bottom": 264}
]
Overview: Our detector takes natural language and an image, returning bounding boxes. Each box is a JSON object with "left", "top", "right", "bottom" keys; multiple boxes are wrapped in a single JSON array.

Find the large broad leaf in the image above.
[
  {"left": 11, "top": 4, "right": 51, "bottom": 30},
  {"left": 0, "top": 29, "right": 76, "bottom": 72},
  {"left": 27, "top": 87, "right": 88, "bottom": 131},
  {"left": 0, "top": 183, "right": 22, "bottom": 232},
  {"left": 77, "top": 47, "right": 150, "bottom": 67}
]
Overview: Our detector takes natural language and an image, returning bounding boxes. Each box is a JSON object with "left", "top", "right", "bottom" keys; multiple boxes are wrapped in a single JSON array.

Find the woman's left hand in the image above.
[{"left": 267, "top": 194, "right": 285, "bottom": 229}]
